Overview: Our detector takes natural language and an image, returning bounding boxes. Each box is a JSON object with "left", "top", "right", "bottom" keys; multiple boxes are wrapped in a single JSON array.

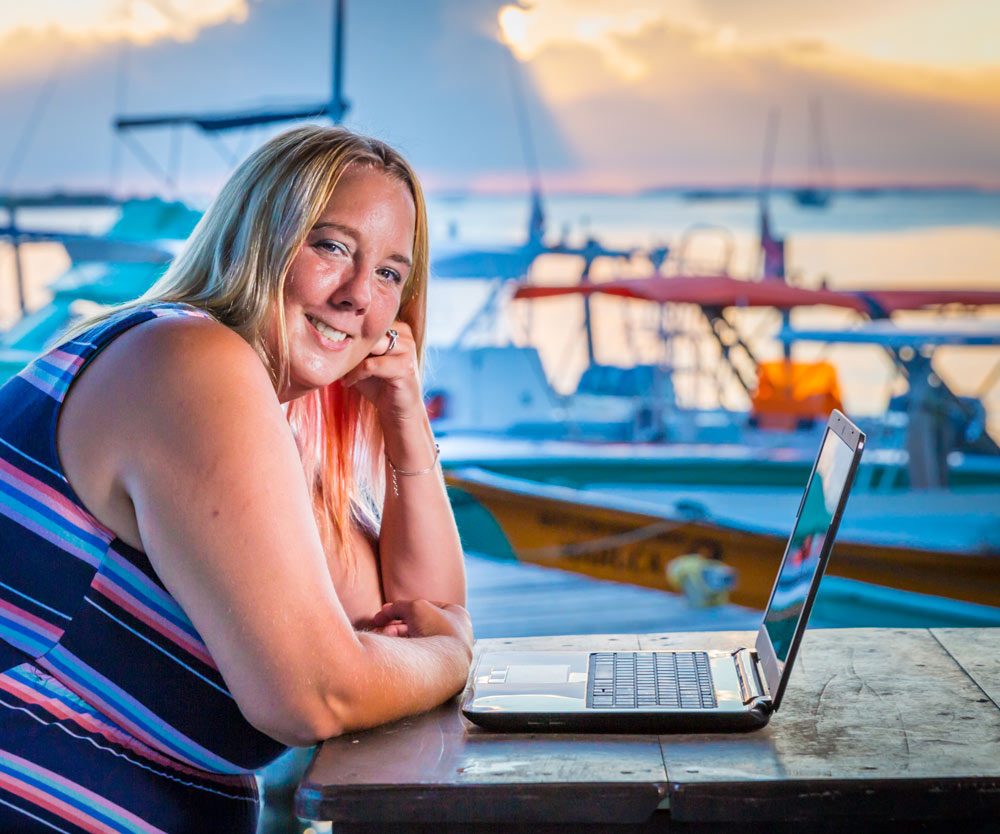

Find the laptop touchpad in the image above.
[{"left": 505, "top": 665, "right": 571, "bottom": 684}]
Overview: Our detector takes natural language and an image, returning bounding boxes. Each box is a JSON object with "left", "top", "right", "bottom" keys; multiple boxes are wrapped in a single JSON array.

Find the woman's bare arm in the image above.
[
  {"left": 57, "top": 316, "right": 472, "bottom": 746},
  {"left": 341, "top": 322, "right": 466, "bottom": 607}
]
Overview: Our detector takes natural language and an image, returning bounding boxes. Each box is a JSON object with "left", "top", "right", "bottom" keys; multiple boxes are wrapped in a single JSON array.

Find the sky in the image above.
[{"left": 1, "top": 0, "right": 998, "bottom": 196}]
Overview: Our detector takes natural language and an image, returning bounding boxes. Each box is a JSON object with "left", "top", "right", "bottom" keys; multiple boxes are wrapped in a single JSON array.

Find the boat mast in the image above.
[
  {"left": 792, "top": 98, "right": 833, "bottom": 208},
  {"left": 758, "top": 110, "right": 791, "bottom": 357},
  {"left": 330, "top": 0, "right": 348, "bottom": 122},
  {"left": 114, "top": 1, "right": 349, "bottom": 141},
  {"left": 4, "top": 202, "right": 27, "bottom": 316}
]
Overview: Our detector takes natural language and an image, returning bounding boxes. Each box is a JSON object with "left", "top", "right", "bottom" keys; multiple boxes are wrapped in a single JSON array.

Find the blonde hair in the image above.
[{"left": 68, "top": 125, "right": 429, "bottom": 565}]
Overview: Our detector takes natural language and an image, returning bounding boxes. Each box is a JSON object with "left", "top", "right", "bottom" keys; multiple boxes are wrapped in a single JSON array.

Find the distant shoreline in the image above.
[
  {"left": 429, "top": 184, "right": 1000, "bottom": 201},
  {"left": 4, "top": 185, "right": 1000, "bottom": 208}
]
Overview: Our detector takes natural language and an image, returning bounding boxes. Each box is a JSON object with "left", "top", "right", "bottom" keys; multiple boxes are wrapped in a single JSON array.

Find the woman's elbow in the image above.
[{"left": 239, "top": 689, "right": 350, "bottom": 746}]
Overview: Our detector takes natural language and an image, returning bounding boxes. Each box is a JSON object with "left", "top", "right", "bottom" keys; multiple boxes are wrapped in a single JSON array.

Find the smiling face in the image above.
[{"left": 269, "top": 164, "right": 416, "bottom": 402}]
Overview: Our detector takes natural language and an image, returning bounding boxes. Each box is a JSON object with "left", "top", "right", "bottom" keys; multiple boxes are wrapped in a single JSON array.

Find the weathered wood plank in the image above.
[
  {"left": 653, "top": 628, "right": 1000, "bottom": 821},
  {"left": 475, "top": 633, "right": 641, "bottom": 653},
  {"left": 638, "top": 630, "right": 755, "bottom": 652},
  {"left": 931, "top": 627, "right": 1000, "bottom": 707},
  {"left": 296, "top": 633, "right": 669, "bottom": 824}
]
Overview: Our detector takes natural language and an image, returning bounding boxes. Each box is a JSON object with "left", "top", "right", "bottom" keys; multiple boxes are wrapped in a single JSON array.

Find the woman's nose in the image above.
[{"left": 331, "top": 265, "right": 372, "bottom": 312}]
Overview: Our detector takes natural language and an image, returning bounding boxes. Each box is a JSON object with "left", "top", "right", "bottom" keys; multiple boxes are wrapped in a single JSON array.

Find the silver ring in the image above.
[{"left": 384, "top": 329, "right": 399, "bottom": 355}]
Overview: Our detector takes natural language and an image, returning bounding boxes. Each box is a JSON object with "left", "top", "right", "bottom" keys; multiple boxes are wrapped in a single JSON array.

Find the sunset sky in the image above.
[{"left": 1, "top": 0, "right": 998, "bottom": 194}]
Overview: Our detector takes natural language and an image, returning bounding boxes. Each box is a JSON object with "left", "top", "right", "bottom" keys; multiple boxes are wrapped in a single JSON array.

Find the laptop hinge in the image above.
[{"left": 732, "top": 648, "right": 771, "bottom": 707}]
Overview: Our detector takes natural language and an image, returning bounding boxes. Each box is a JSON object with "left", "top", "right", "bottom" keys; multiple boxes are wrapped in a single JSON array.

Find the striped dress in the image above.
[{"left": 0, "top": 303, "right": 289, "bottom": 833}]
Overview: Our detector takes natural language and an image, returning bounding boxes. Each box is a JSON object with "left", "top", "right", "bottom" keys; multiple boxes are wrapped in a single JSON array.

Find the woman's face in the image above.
[{"left": 271, "top": 165, "right": 416, "bottom": 402}]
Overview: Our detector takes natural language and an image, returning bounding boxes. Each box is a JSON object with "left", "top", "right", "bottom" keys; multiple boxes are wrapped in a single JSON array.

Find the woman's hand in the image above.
[
  {"left": 340, "top": 322, "right": 466, "bottom": 611},
  {"left": 340, "top": 320, "right": 423, "bottom": 424},
  {"left": 371, "top": 600, "right": 473, "bottom": 651}
]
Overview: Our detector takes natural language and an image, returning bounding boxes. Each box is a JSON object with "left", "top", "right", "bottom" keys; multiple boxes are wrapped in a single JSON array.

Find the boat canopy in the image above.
[
  {"left": 513, "top": 275, "right": 867, "bottom": 310},
  {"left": 513, "top": 276, "right": 1000, "bottom": 316},
  {"left": 846, "top": 290, "right": 1000, "bottom": 316}
]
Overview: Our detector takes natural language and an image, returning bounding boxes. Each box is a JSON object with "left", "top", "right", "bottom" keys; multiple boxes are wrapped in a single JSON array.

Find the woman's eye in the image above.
[
  {"left": 378, "top": 268, "right": 403, "bottom": 285},
  {"left": 316, "top": 240, "right": 348, "bottom": 255}
]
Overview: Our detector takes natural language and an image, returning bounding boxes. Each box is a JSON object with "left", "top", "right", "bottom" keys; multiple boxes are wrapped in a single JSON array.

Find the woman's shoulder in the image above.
[
  {"left": 70, "top": 301, "right": 216, "bottom": 345},
  {"left": 104, "top": 303, "right": 264, "bottom": 381},
  {"left": 67, "top": 302, "right": 278, "bottom": 430},
  {"left": 57, "top": 302, "right": 287, "bottom": 548}
]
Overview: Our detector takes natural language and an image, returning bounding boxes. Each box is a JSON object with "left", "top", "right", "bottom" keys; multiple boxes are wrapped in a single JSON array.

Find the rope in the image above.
[
  {"left": 110, "top": 2, "right": 132, "bottom": 194},
  {"left": 514, "top": 518, "right": 684, "bottom": 562},
  {"left": 204, "top": 131, "right": 239, "bottom": 168},
  {"left": 505, "top": 50, "right": 541, "bottom": 196},
  {"left": 2, "top": 63, "right": 64, "bottom": 193},
  {"left": 118, "top": 131, "right": 176, "bottom": 191}
]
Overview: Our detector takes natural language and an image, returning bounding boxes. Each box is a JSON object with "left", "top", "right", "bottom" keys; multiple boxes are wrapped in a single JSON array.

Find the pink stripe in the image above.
[
  {"left": 0, "top": 673, "right": 248, "bottom": 788},
  {"left": 0, "top": 599, "right": 64, "bottom": 642},
  {"left": 0, "top": 771, "right": 118, "bottom": 834},
  {"left": 0, "top": 771, "right": 166, "bottom": 834},
  {"left": 0, "top": 502, "right": 103, "bottom": 567},
  {"left": 0, "top": 674, "right": 133, "bottom": 746},
  {"left": 152, "top": 307, "right": 210, "bottom": 320},
  {"left": 18, "top": 368, "right": 61, "bottom": 400},
  {"left": 34, "top": 656, "right": 215, "bottom": 774},
  {"left": 0, "top": 749, "right": 168, "bottom": 834},
  {"left": 40, "top": 349, "right": 85, "bottom": 373},
  {"left": 91, "top": 574, "right": 216, "bottom": 669},
  {"left": 0, "top": 457, "right": 114, "bottom": 541}
]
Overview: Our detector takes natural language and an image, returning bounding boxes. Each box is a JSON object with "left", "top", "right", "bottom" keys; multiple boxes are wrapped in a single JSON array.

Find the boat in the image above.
[
  {"left": 430, "top": 251, "right": 1000, "bottom": 478},
  {"left": 433, "top": 272, "right": 1000, "bottom": 614},
  {"left": 429, "top": 194, "right": 1000, "bottom": 621},
  {"left": 791, "top": 98, "right": 834, "bottom": 209},
  {"left": 1, "top": 196, "right": 201, "bottom": 381},
  {"left": 425, "top": 166, "right": 1000, "bottom": 472},
  {"left": 446, "top": 467, "right": 1000, "bottom": 623}
]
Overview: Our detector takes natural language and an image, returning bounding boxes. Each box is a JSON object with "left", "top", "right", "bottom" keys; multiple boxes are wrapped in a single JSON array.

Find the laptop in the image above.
[{"left": 461, "top": 409, "right": 865, "bottom": 732}]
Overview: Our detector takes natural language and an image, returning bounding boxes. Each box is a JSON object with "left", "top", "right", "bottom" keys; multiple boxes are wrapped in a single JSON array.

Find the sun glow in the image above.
[
  {"left": 0, "top": 0, "right": 248, "bottom": 46},
  {"left": 498, "top": 1, "right": 665, "bottom": 81},
  {"left": 495, "top": 0, "right": 1000, "bottom": 72}
]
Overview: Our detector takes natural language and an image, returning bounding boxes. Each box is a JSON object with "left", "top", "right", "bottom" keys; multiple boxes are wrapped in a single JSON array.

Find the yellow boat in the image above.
[{"left": 446, "top": 468, "right": 1000, "bottom": 611}]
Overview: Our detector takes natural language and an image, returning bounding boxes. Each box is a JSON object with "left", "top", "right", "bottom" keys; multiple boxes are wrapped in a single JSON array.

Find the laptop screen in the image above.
[{"left": 762, "top": 426, "right": 855, "bottom": 662}]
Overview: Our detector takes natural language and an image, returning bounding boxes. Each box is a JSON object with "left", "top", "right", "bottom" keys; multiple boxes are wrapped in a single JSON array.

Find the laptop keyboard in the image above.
[{"left": 589, "top": 651, "right": 717, "bottom": 709}]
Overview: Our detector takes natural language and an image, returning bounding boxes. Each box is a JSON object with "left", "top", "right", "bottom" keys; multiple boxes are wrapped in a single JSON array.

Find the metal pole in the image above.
[
  {"left": 9, "top": 203, "right": 26, "bottom": 316},
  {"left": 580, "top": 257, "right": 595, "bottom": 367},
  {"left": 331, "top": 0, "right": 346, "bottom": 121}
]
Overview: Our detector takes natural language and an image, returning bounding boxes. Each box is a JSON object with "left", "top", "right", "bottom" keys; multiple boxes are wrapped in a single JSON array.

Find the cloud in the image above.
[
  {"left": 1, "top": 0, "right": 997, "bottom": 195},
  {"left": 0, "top": 0, "right": 577, "bottom": 195},
  {"left": 0, "top": 1, "right": 250, "bottom": 96},
  {"left": 499, "top": 0, "right": 1000, "bottom": 70},
  {"left": 521, "top": 17, "right": 1000, "bottom": 187},
  {"left": 0, "top": 0, "right": 249, "bottom": 47}
]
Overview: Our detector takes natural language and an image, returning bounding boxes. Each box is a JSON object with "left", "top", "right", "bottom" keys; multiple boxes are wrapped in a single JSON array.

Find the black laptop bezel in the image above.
[{"left": 754, "top": 409, "right": 865, "bottom": 712}]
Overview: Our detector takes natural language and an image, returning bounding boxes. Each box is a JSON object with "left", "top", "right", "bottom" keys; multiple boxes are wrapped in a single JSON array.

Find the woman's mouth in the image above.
[{"left": 307, "top": 315, "right": 350, "bottom": 344}]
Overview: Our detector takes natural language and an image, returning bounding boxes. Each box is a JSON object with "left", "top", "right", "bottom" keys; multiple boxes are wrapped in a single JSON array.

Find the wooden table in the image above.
[{"left": 296, "top": 628, "right": 1000, "bottom": 831}]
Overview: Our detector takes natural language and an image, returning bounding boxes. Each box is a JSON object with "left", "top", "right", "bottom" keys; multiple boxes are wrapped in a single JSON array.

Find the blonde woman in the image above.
[{"left": 0, "top": 126, "right": 472, "bottom": 832}]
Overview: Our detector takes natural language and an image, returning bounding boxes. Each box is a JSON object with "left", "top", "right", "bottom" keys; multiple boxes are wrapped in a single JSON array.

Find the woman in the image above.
[{"left": 0, "top": 126, "right": 473, "bottom": 832}]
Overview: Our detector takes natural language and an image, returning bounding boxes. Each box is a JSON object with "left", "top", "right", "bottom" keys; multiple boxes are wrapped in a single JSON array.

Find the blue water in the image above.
[
  {"left": 7, "top": 189, "right": 1000, "bottom": 250},
  {"left": 426, "top": 189, "right": 1000, "bottom": 247}
]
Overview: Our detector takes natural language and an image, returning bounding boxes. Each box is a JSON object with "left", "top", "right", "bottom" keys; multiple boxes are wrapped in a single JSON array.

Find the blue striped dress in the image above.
[{"left": 0, "top": 303, "right": 289, "bottom": 832}]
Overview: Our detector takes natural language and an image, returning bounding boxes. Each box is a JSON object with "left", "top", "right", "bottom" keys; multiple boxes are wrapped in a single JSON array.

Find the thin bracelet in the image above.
[{"left": 387, "top": 443, "right": 440, "bottom": 496}]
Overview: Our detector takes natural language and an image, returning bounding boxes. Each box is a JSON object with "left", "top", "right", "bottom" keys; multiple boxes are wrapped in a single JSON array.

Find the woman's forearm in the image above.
[
  {"left": 262, "top": 631, "right": 470, "bottom": 744},
  {"left": 378, "top": 411, "right": 466, "bottom": 605},
  {"left": 248, "top": 604, "right": 473, "bottom": 746}
]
